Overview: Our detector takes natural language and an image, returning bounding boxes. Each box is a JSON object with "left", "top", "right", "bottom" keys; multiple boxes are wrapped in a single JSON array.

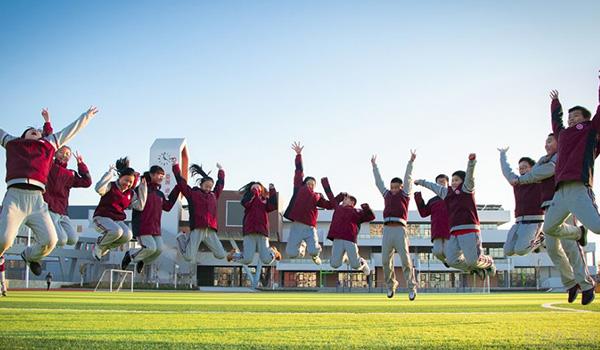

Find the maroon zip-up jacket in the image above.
[
  {"left": 132, "top": 183, "right": 180, "bottom": 237},
  {"left": 43, "top": 160, "right": 92, "bottom": 215},
  {"left": 241, "top": 186, "right": 278, "bottom": 236},
  {"left": 173, "top": 164, "right": 224, "bottom": 232},
  {"left": 283, "top": 154, "right": 335, "bottom": 227},
  {"left": 552, "top": 85, "right": 600, "bottom": 187},
  {"left": 414, "top": 192, "right": 450, "bottom": 241}
]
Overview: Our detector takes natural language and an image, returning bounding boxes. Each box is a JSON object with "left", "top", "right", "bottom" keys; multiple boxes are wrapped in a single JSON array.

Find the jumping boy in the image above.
[{"left": 414, "top": 174, "right": 450, "bottom": 265}]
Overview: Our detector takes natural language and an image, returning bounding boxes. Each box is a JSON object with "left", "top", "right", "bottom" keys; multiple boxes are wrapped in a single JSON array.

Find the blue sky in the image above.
[{"left": 1, "top": 1, "right": 599, "bottom": 230}]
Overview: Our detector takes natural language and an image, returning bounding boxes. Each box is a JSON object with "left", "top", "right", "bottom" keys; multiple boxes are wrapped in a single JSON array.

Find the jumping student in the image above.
[
  {"left": 283, "top": 142, "right": 336, "bottom": 265},
  {"left": 414, "top": 174, "right": 450, "bottom": 265},
  {"left": 0, "top": 106, "right": 98, "bottom": 275},
  {"left": 371, "top": 151, "right": 418, "bottom": 300},
  {"left": 415, "top": 154, "right": 496, "bottom": 279},
  {"left": 321, "top": 177, "right": 375, "bottom": 281},
  {"left": 498, "top": 149, "right": 544, "bottom": 256},
  {"left": 516, "top": 133, "right": 595, "bottom": 303},
  {"left": 92, "top": 157, "right": 147, "bottom": 261},
  {"left": 172, "top": 159, "right": 227, "bottom": 263},
  {"left": 43, "top": 147, "right": 92, "bottom": 247},
  {"left": 121, "top": 166, "right": 181, "bottom": 273},
  {"left": 0, "top": 255, "right": 6, "bottom": 296},
  {"left": 227, "top": 182, "right": 282, "bottom": 265}
]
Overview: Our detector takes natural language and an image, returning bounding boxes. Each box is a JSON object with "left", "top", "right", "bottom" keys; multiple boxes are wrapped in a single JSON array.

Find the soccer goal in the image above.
[{"left": 94, "top": 269, "right": 134, "bottom": 292}]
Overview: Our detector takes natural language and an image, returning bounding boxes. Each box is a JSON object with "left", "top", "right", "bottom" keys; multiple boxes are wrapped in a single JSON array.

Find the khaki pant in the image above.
[
  {"left": 330, "top": 239, "right": 370, "bottom": 274},
  {"left": 286, "top": 222, "right": 321, "bottom": 258},
  {"left": 182, "top": 228, "right": 226, "bottom": 263},
  {"left": 93, "top": 217, "right": 132, "bottom": 256},
  {"left": 544, "top": 182, "right": 600, "bottom": 240},
  {"left": 445, "top": 232, "right": 494, "bottom": 273},
  {"left": 545, "top": 234, "right": 594, "bottom": 291},
  {"left": 131, "top": 235, "right": 164, "bottom": 265},
  {"left": 0, "top": 188, "right": 58, "bottom": 263},
  {"left": 504, "top": 222, "right": 542, "bottom": 256},
  {"left": 382, "top": 225, "right": 416, "bottom": 291},
  {"left": 50, "top": 211, "right": 78, "bottom": 246},
  {"left": 239, "top": 234, "right": 275, "bottom": 265},
  {"left": 0, "top": 271, "right": 6, "bottom": 293},
  {"left": 432, "top": 238, "right": 447, "bottom": 262}
]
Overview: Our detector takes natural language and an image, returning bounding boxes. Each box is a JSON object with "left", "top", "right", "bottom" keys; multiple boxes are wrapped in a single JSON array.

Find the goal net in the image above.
[{"left": 94, "top": 269, "right": 134, "bottom": 292}]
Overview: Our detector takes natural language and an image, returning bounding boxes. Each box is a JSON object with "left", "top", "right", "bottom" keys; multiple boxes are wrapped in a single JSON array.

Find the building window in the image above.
[
  {"left": 225, "top": 200, "right": 243, "bottom": 227},
  {"left": 338, "top": 272, "right": 368, "bottom": 288},
  {"left": 405, "top": 224, "right": 431, "bottom": 239},
  {"left": 283, "top": 272, "right": 317, "bottom": 288},
  {"left": 487, "top": 248, "right": 504, "bottom": 258},
  {"left": 369, "top": 224, "right": 383, "bottom": 237},
  {"left": 511, "top": 267, "right": 536, "bottom": 287}
]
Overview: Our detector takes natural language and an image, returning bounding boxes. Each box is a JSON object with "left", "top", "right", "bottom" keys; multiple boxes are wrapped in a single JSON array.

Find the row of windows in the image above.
[{"left": 368, "top": 223, "right": 498, "bottom": 239}]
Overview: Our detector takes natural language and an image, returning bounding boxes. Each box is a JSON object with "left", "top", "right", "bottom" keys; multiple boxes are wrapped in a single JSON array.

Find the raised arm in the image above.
[
  {"left": 130, "top": 178, "right": 148, "bottom": 211},
  {"left": 498, "top": 148, "right": 518, "bottom": 185},
  {"left": 518, "top": 154, "right": 555, "bottom": 184},
  {"left": 266, "top": 184, "right": 278, "bottom": 213},
  {"left": 371, "top": 155, "right": 388, "bottom": 196},
  {"left": 414, "top": 179, "right": 448, "bottom": 199},
  {"left": 95, "top": 165, "right": 115, "bottom": 196},
  {"left": 45, "top": 106, "right": 98, "bottom": 149},
  {"left": 41, "top": 108, "right": 53, "bottom": 136},
  {"left": 463, "top": 154, "right": 476, "bottom": 193},
  {"left": 162, "top": 185, "right": 181, "bottom": 212},
  {"left": 213, "top": 163, "right": 225, "bottom": 200},
  {"left": 359, "top": 203, "right": 376, "bottom": 223},
  {"left": 0, "top": 129, "right": 17, "bottom": 149},
  {"left": 320, "top": 177, "right": 340, "bottom": 209},
  {"left": 171, "top": 161, "right": 193, "bottom": 199},
  {"left": 403, "top": 150, "right": 416, "bottom": 195},
  {"left": 550, "top": 90, "right": 564, "bottom": 136},
  {"left": 72, "top": 152, "right": 93, "bottom": 188},
  {"left": 291, "top": 142, "right": 304, "bottom": 189},
  {"left": 241, "top": 186, "right": 260, "bottom": 209},
  {"left": 591, "top": 72, "right": 600, "bottom": 131},
  {"left": 414, "top": 192, "right": 431, "bottom": 218}
]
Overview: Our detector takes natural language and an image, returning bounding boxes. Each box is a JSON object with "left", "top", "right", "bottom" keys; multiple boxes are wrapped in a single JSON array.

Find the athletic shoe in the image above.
[
  {"left": 21, "top": 252, "right": 42, "bottom": 276},
  {"left": 311, "top": 255, "right": 322, "bottom": 265},
  {"left": 567, "top": 285, "right": 579, "bottom": 303},
  {"left": 121, "top": 251, "right": 132, "bottom": 270},
  {"left": 578, "top": 226, "right": 588, "bottom": 247},
  {"left": 442, "top": 262, "right": 450, "bottom": 268},
  {"left": 473, "top": 268, "right": 486, "bottom": 280},
  {"left": 136, "top": 261, "right": 144, "bottom": 274},
  {"left": 298, "top": 241, "right": 307, "bottom": 258},
  {"left": 92, "top": 244, "right": 103, "bottom": 261},
  {"left": 271, "top": 247, "right": 282, "bottom": 261},
  {"left": 176, "top": 234, "right": 188, "bottom": 255},
  {"left": 387, "top": 281, "right": 399, "bottom": 298},
  {"left": 408, "top": 289, "right": 417, "bottom": 301},
  {"left": 487, "top": 264, "right": 497, "bottom": 277},
  {"left": 1, "top": 291, "right": 5, "bottom": 297},
  {"left": 227, "top": 249, "right": 237, "bottom": 262},
  {"left": 582, "top": 287, "right": 595, "bottom": 305}
]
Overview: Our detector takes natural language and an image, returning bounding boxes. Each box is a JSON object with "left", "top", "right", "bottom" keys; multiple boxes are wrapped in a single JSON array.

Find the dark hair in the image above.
[
  {"left": 452, "top": 170, "right": 466, "bottom": 182},
  {"left": 239, "top": 181, "right": 267, "bottom": 202},
  {"left": 116, "top": 157, "right": 136, "bottom": 177},
  {"left": 303, "top": 176, "right": 316, "bottom": 184},
  {"left": 568, "top": 106, "right": 592, "bottom": 120},
  {"left": 390, "top": 177, "right": 403, "bottom": 185},
  {"left": 548, "top": 133, "right": 554, "bottom": 137},
  {"left": 435, "top": 174, "right": 449, "bottom": 182},
  {"left": 346, "top": 195, "right": 357, "bottom": 206},
  {"left": 143, "top": 165, "right": 165, "bottom": 183},
  {"left": 20, "top": 127, "right": 36, "bottom": 138},
  {"left": 190, "top": 163, "right": 213, "bottom": 186},
  {"left": 518, "top": 157, "right": 536, "bottom": 167}
]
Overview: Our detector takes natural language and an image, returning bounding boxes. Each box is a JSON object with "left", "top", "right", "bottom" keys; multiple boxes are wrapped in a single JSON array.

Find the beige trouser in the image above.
[
  {"left": 382, "top": 225, "right": 416, "bottom": 291},
  {"left": 182, "top": 228, "right": 226, "bottom": 263},
  {"left": 50, "top": 211, "right": 78, "bottom": 246},
  {"left": 131, "top": 235, "right": 164, "bottom": 265},
  {"left": 238, "top": 234, "right": 275, "bottom": 265},
  {"left": 93, "top": 217, "right": 132, "bottom": 256}
]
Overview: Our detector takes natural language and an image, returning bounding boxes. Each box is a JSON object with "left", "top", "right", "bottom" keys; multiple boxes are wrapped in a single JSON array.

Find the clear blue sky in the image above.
[{"left": 1, "top": 1, "right": 599, "bottom": 229}]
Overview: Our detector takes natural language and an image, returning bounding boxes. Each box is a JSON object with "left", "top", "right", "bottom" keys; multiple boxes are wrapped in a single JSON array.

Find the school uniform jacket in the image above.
[
  {"left": 93, "top": 170, "right": 147, "bottom": 221},
  {"left": 43, "top": 159, "right": 93, "bottom": 215},
  {"left": 372, "top": 160, "right": 414, "bottom": 226},
  {"left": 499, "top": 150, "right": 544, "bottom": 221},
  {"left": 241, "top": 186, "right": 278, "bottom": 237},
  {"left": 132, "top": 182, "right": 180, "bottom": 237},
  {"left": 414, "top": 192, "right": 450, "bottom": 241}
]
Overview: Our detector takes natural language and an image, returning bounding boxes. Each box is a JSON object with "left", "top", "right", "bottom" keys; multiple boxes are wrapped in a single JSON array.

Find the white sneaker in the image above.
[
  {"left": 359, "top": 258, "right": 370, "bottom": 275},
  {"left": 176, "top": 234, "right": 188, "bottom": 255},
  {"left": 387, "top": 281, "right": 399, "bottom": 298},
  {"left": 92, "top": 244, "right": 103, "bottom": 261},
  {"left": 298, "top": 241, "right": 307, "bottom": 258},
  {"left": 311, "top": 255, "right": 322, "bottom": 265},
  {"left": 409, "top": 289, "right": 417, "bottom": 301}
]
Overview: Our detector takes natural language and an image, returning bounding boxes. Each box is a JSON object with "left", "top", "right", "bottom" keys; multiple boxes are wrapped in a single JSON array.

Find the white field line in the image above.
[
  {"left": 0, "top": 306, "right": 592, "bottom": 315},
  {"left": 540, "top": 302, "right": 593, "bottom": 313}
]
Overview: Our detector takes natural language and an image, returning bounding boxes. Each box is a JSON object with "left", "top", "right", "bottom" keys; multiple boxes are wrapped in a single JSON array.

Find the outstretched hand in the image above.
[
  {"left": 75, "top": 151, "right": 84, "bottom": 163},
  {"left": 550, "top": 90, "right": 559, "bottom": 100},
  {"left": 414, "top": 179, "right": 423, "bottom": 186},
  {"left": 41, "top": 108, "right": 50, "bottom": 122},
  {"left": 371, "top": 155, "right": 377, "bottom": 166},
  {"left": 170, "top": 157, "right": 178, "bottom": 165},
  {"left": 469, "top": 153, "right": 476, "bottom": 161},
  {"left": 497, "top": 147, "right": 509, "bottom": 153},
  {"left": 291, "top": 141, "right": 304, "bottom": 155},
  {"left": 216, "top": 162, "right": 223, "bottom": 170},
  {"left": 410, "top": 149, "right": 417, "bottom": 162},
  {"left": 509, "top": 178, "right": 519, "bottom": 186},
  {"left": 86, "top": 106, "right": 99, "bottom": 117}
]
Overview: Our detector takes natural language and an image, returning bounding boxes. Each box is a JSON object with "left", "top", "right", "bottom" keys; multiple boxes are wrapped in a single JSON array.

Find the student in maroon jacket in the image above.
[
  {"left": 121, "top": 166, "right": 180, "bottom": 273},
  {"left": 172, "top": 159, "right": 227, "bottom": 263},
  {"left": 92, "top": 157, "right": 147, "bottom": 261},
  {"left": 321, "top": 177, "right": 374, "bottom": 279},
  {"left": 44, "top": 147, "right": 92, "bottom": 247},
  {"left": 0, "top": 255, "right": 6, "bottom": 296},
  {"left": 416, "top": 154, "right": 496, "bottom": 279},
  {"left": 283, "top": 142, "right": 335, "bottom": 265},
  {"left": 414, "top": 174, "right": 450, "bottom": 265},
  {"left": 227, "top": 182, "right": 282, "bottom": 265},
  {"left": 498, "top": 150, "right": 544, "bottom": 256},
  {"left": 0, "top": 106, "right": 98, "bottom": 276}
]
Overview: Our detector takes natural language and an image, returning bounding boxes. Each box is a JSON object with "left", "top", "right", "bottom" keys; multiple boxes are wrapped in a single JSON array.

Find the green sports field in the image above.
[{"left": 0, "top": 291, "right": 598, "bottom": 349}]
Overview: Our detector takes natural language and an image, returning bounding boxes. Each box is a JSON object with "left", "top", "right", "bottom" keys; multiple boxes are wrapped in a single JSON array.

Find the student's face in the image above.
[
  {"left": 305, "top": 179, "right": 316, "bottom": 191},
  {"left": 150, "top": 172, "right": 164, "bottom": 184},
  {"left": 23, "top": 128, "right": 43, "bottom": 140},
  {"left": 518, "top": 161, "right": 532, "bottom": 175},
  {"left": 342, "top": 196, "right": 355, "bottom": 207},
  {"left": 251, "top": 184, "right": 261, "bottom": 192},
  {"left": 389, "top": 182, "right": 403, "bottom": 194},
  {"left": 200, "top": 180, "right": 214, "bottom": 192},
  {"left": 119, "top": 175, "right": 135, "bottom": 191},
  {"left": 55, "top": 147, "right": 72, "bottom": 163},
  {"left": 568, "top": 110, "right": 587, "bottom": 127},
  {"left": 436, "top": 177, "right": 448, "bottom": 187},
  {"left": 545, "top": 135, "right": 557, "bottom": 155},
  {"left": 451, "top": 175, "right": 463, "bottom": 189}
]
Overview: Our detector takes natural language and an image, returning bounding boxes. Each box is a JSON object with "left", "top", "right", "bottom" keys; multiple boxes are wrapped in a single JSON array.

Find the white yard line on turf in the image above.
[
  {"left": 0, "top": 307, "right": 590, "bottom": 315},
  {"left": 540, "top": 302, "right": 593, "bottom": 313}
]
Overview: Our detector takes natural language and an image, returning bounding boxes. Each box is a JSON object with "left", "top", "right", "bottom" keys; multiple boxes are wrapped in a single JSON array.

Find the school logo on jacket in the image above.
[
  {"left": 576, "top": 124, "right": 584, "bottom": 130},
  {"left": 455, "top": 189, "right": 460, "bottom": 194}
]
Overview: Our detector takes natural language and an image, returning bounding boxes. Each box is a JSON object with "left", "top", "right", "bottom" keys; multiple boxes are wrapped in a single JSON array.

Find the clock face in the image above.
[{"left": 157, "top": 152, "right": 173, "bottom": 166}]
